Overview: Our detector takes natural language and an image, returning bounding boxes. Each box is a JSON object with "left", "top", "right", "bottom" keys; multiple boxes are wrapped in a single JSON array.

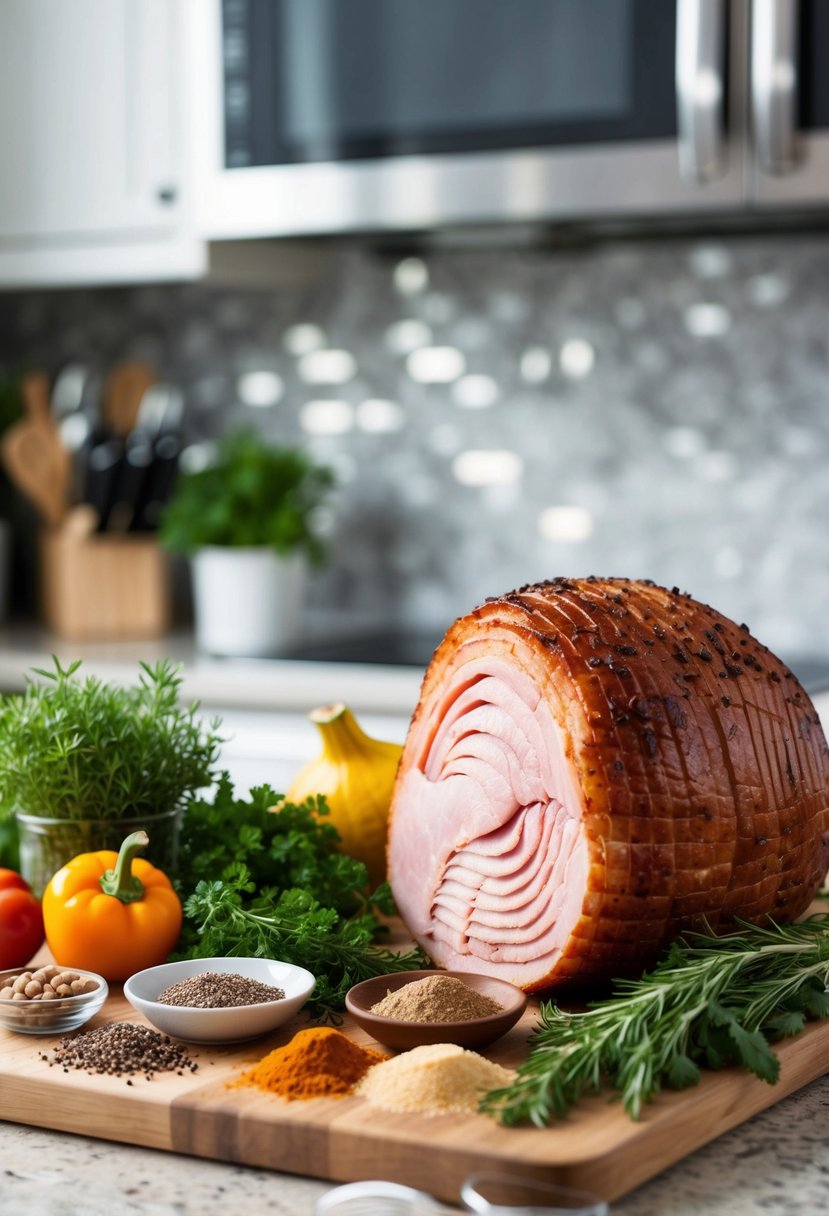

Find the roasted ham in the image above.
[{"left": 388, "top": 578, "right": 829, "bottom": 991}]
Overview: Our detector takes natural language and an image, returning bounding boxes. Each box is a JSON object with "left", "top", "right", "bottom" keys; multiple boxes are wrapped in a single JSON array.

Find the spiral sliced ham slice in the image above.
[{"left": 388, "top": 578, "right": 829, "bottom": 991}]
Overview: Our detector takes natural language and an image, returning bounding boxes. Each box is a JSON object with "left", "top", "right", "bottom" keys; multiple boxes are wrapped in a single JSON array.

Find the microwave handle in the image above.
[
  {"left": 675, "top": 0, "right": 728, "bottom": 184},
  {"left": 751, "top": 0, "right": 799, "bottom": 175}
]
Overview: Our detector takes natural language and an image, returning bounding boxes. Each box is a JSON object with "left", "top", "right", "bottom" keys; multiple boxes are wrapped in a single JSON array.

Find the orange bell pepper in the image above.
[{"left": 42, "top": 830, "right": 182, "bottom": 982}]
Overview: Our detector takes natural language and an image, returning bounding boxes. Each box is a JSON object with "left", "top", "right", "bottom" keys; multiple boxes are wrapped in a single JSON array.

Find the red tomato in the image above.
[{"left": 0, "top": 869, "right": 45, "bottom": 969}]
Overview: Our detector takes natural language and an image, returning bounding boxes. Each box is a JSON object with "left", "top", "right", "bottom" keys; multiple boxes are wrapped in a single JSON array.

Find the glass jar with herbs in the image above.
[{"left": 0, "top": 658, "right": 222, "bottom": 894}]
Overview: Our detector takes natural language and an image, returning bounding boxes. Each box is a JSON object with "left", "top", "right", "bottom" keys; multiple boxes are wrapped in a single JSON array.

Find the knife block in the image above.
[{"left": 39, "top": 528, "right": 171, "bottom": 640}]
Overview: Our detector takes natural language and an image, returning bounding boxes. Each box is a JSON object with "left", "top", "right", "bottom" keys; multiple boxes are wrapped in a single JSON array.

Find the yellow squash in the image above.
[{"left": 284, "top": 703, "right": 403, "bottom": 886}]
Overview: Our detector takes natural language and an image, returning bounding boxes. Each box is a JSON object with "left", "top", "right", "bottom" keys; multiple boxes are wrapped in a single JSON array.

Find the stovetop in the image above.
[{"left": 283, "top": 630, "right": 443, "bottom": 669}]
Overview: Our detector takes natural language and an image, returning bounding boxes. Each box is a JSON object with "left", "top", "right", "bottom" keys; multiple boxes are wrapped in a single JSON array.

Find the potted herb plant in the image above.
[
  {"left": 0, "top": 658, "right": 222, "bottom": 894},
  {"left": 159, "top": 429, "right": 334, "bottom": 657}
]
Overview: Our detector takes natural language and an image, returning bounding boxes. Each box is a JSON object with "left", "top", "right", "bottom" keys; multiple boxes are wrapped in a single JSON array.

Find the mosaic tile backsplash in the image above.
[{"left": 1, "top": 232, "right": 829, "bottom": 664}]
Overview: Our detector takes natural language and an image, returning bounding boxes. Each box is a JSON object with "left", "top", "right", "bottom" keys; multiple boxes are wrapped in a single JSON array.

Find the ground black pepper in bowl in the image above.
[{"left": 157, "top": 971, "right": 286, "bottom": 1009}]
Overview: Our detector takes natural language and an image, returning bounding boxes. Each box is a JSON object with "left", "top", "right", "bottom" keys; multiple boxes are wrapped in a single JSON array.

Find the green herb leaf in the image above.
[
  {"left": 727, "top": 1022, "right": 779, "bottom": 1084},
  {"left": 802, "top": 983, "right": 829, "bottom": 1019},
  {"left": 706, "top": 1000, "right": 736, "bottom": 1027},
  {"left": 764, "top": 1010, "right": 806, "bottom": 1039},
  {"left": 665, "top": 1053, "right": 700, "bottom": 1091},
  {"left": 697, "top": 1020, "right": 733, "bottom": 1070}
]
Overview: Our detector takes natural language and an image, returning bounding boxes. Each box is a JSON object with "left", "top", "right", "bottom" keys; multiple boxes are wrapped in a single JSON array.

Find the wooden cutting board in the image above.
[{"left": 1, "top": 982, "right": 828, "bottom": 1204}]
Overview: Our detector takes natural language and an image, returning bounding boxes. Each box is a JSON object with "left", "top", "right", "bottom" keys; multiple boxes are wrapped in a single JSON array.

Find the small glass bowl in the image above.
[{"left": 0, "top": 966, "right": 109, "bottom": 1036}]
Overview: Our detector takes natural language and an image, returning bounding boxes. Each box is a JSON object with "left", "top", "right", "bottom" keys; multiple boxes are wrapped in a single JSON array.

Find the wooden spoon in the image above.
[
  {"left": 1, "top": 418, "right": 71, "bottom": 526},
  {"left": 20, "top": 370, "right": 53, "bottom": 428},
  {"left": 101, "top": 361, "right": 157, "bottom": 437}
]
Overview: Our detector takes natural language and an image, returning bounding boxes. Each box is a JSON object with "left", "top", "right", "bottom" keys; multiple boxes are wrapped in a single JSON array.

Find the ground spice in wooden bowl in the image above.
[
  {"left": 234, "top": 1026, "right": 386, "bottom": 1100},
  {"left": 370, "top": 975, "right": 504, "bottom": 1023},
  {"left": 346, "top": 970, "right": 527, "bottom": 1051},
  {"left": 355, "top": 1042, "right": 515, "bottom": 1115}
]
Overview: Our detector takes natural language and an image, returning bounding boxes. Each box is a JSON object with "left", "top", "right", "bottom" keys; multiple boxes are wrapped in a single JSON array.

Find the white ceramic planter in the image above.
[{"left": 191, "top": 546, "right": 306, "bottom": 657}]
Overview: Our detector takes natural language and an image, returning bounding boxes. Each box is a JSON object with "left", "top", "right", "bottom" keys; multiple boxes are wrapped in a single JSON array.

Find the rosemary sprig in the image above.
[{"left": 481, "top": 915, "right": 829, "bottom": 1126}]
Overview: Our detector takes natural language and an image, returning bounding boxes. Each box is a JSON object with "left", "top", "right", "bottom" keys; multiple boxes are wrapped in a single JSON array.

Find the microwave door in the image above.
[
  {"left": 750, "top": 0, "right": 829, "bottom": 206},
  {"left": 194, "top": 0, "right": 744, "bottom": 240}
]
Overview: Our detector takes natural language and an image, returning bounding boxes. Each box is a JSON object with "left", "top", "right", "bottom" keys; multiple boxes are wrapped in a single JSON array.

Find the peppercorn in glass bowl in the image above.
[
  {"left": 0, "top": 965, "right": 109, "bottom": 1035},
  {"left": 345, "top": 970, "right": 527, "bottom": 1051},
  {"left": 124, "top": 957, "right": 316, "bottom": 1044}
]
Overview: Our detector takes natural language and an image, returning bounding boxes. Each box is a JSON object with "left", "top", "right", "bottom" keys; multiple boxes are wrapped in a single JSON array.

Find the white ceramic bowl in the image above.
[{"left": 123, "top": 957, "right": 315, "bottom": 1044}]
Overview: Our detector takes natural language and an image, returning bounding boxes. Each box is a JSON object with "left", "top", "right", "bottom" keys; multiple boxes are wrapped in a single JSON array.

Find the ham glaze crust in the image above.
[{"left": 388, "top": 577, "right": 829, "bottom": 992}]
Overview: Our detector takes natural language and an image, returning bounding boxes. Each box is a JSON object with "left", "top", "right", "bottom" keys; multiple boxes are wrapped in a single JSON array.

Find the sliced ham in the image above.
[{"left": 387, "top": 578, "right": 829, "bottom": 991}]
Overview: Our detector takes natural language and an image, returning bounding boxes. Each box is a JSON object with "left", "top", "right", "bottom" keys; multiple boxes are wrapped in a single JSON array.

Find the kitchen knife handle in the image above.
[
  {"left": 676, "top": 0, "right": 728, "bottom": 184},
  {"left": 130, "top": 432, "right": 181, "bottom": 532},
  {"left": 751, "top": 0, "right": 799, "bottom": 176},
  {"left": 83, "top": 438, "right": 122, "bottom": 532},
  {"left": 107, "top": 435, "right": 154, "bottom": 533}
]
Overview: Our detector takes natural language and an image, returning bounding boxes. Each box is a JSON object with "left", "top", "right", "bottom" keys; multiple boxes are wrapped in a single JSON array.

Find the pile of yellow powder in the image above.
[{"left": 355, "top": 1042, "right": 515, "bottom": 1115}]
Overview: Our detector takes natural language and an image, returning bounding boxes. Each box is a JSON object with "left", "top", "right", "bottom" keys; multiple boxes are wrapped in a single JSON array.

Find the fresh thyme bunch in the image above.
[
  {"left": 0, "top": 657, "right": 222, "bottom": 821},
  {"left": 482, "top": 915, "right": 829, "bottom": 1126}
]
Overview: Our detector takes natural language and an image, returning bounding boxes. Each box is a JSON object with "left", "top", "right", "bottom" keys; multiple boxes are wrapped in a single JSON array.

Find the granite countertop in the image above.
[{"left": 3, "top": 1070, "right": 829, "bottom": 1216}]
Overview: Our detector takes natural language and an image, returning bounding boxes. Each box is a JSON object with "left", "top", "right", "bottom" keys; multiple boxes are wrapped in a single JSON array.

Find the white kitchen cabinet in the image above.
[{"left": 0, "top": 0, "right": 205, "bottom": 286}]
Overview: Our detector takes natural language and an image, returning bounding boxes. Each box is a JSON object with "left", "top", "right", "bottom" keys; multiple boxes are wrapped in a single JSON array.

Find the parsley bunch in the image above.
[
  {"left": 176, "top": 776, "right": 425, "bottom": 1019},
  {"left": 482, "top": 915, "right": 829, "bottom": 1126},
  {"left": 176, "top": 776, "right": 373, "bottom": 913}
]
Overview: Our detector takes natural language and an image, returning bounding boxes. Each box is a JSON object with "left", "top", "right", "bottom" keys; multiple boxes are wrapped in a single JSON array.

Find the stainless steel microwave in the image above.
[{"left": 186, "top": 0, "right": 829, "bottom": 239}]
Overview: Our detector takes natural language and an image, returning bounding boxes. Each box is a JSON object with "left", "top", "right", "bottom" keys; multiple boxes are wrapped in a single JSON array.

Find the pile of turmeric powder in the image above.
[{"left": 235, "top": 1027, "right": 386, "bottom": 1100}]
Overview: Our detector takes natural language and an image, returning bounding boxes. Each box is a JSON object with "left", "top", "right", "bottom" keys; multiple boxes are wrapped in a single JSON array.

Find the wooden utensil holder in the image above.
[{"left": 39, "top": 528, "right": 171, "bottom": 640}]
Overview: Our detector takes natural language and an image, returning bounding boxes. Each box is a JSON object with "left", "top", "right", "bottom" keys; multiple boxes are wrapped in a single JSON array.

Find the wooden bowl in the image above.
[{"left": 345, "top": 969, "right": 527, "bottom": 1052}]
